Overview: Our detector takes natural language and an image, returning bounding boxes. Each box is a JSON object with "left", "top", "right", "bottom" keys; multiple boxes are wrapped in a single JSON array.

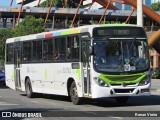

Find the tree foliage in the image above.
[
  {"left": 0, "top": 15, "right": 45, "bottom": 63},
  {"left": 40, "top": 0, "right": 63, "bottom": 7},
  {"left": 40, "top": 0, "right": 80, "bottom": 8},
  {"left": 13, "top": 15, "right": 45, "bottom": 37},
  {"left": 0, "top": 29, "right": 13, "bottom": 63},
  {"left": 150, "top": 2, "right": 160, "bottom": 11}
]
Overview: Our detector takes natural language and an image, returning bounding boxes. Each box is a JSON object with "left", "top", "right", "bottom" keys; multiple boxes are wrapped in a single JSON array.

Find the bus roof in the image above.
[{"left": 6, "top": 24, "right": 140, "bottom": 43}]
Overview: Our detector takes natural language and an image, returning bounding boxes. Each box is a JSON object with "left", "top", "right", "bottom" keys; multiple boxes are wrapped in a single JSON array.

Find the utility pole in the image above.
[{"left": 137, "top": 0, "right": 143, "bottom": 27}]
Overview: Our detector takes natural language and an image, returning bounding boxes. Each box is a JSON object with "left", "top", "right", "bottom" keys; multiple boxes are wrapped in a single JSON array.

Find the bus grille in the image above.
[
  {"left": 110, "top": 83, "right": 136, "bottom": 86},
  {"left": 114, "top": 89, "right": 134, "bottom": 93},
  {"left": 106, "top": 75, "right": 142, "bottom": 81}
]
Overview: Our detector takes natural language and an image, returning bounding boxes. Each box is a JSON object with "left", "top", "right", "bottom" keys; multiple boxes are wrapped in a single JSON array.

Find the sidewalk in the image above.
[{"left": 151, "top": 79, "right": 160, "bottom": 94}]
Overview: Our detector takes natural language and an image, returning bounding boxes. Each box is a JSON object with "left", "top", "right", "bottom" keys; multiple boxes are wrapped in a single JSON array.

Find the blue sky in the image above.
[{"left": 1, "top": 0, "right": 19, "bottom": 7}]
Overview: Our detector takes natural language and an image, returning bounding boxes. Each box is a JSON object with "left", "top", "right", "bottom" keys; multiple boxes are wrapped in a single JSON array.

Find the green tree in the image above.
[
  {"left": 40, "top": 0, "right": 80, "bottom": 8},
  {"left": 0, "top": 29, "right": 13, "bottom": 63},
  {"left": 40, "top": 0, "right": 64, "bottom": 7},
  {"left": 150, "top": 2, "right": 160, "bottom": 11},
  {"left": 0, "top": 15, "right": 45, "bottom": 63},
  {"left": 13, "top": 15, "right": 45, "bottom": 37}
]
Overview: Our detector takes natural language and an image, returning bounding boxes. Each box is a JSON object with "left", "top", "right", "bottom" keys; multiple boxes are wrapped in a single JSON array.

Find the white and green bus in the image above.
[{"left": 5, "top": 24, "right": 151, "bottom": 104}]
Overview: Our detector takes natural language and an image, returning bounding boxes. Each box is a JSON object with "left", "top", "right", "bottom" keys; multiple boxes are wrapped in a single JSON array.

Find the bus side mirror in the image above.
[{"left": 89, "top": 46, "right": 94, "bottom": 55}]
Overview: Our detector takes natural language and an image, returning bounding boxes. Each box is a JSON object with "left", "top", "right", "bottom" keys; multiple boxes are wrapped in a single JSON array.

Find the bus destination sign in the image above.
[{"left": 93, "top": 27, "right": 146, "bottom": 37}]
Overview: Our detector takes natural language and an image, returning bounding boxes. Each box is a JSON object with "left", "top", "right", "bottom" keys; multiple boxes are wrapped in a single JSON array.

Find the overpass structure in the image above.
[{"left": 0, "top": 6, "right": 159, "bottom": 29}]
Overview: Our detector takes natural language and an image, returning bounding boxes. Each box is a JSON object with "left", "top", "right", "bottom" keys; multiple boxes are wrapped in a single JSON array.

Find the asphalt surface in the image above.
[{"left": 0, "top": 79, "right": 160, "bottom": 120}]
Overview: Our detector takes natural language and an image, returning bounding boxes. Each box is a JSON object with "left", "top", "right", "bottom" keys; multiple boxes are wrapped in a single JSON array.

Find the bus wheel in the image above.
[
  {"left": 69, "top": 81, "right": 82, "bottom": 105},
  {"left": 115, "top": 97, "right": 129, "bottom": 104},
  {"left": 25, "top": 79, "right": 35, "bottom": 98}
]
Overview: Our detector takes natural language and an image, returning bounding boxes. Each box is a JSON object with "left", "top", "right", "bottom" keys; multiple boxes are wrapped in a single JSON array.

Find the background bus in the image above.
[{"left": 5, "top": 24, "right": 150, "bottom": 105}]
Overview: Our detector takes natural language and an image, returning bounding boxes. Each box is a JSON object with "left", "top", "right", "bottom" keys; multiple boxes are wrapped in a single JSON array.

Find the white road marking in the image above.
[
  {"left": 111, "top": 116, "right": 123, "bottom": 119},
  {"left": 31, "top": 101, "right": 39, "bottom": 103},
  {"left": 0, "top": 102, "right": 19, "bottom": 106}
]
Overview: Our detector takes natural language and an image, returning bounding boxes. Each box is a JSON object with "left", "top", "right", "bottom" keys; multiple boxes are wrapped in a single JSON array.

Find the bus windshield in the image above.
[{"left": 93, "top": 38, "right": 149, "bottom": 73}]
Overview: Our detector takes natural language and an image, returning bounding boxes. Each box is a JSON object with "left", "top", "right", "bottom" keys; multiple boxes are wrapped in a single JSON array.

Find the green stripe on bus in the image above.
[
  {"left": 76, "top": 69, "right": 81, "bottom": 80},
  {"left": 98, "top": 73, "right": 147, "bottom": 85},
  {"left": 61, "top": 30, "right": 70, "bottom": 35},
  {"left": 11, "top": 71, "right": 14, "bottom": 79},
  {"left": 45, "top": 69, "right": 47, "bottom": 80},
  {"left": 61, "top": 29, "right": 81, "bottom": 35},
  {"left": 99, "top": 24, "right": 137, "bottom": 27}
]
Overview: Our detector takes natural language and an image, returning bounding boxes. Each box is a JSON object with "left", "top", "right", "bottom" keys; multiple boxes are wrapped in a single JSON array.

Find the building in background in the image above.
[
  {"left": 115, "top": 0, "right": 151, "bottom": 10},
  {"left": 16, "top": 0, "right": 153, "bottom": 9},
  {"left": 150, "top": 49, "right": 160, "bottom": 70},
  {"left": 151, "top": 0, "right": 160, "bottom": 4},
  {"left": 83, "top": 0, "right": 103, "bottom": 9},
  {"left": 16, "top": 0, "right": 46, "bottom": 7}
]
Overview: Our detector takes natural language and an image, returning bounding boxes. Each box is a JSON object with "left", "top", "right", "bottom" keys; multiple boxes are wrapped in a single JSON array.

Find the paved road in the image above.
[
  {"left": 0, "top": 79, "right": 160, "bottom": 120},
  {"left": 151, "top": 79, "right": 160, "bottom": 92}
]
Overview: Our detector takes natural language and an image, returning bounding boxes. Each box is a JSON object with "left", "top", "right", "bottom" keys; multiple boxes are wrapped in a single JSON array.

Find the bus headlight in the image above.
[
  {"left": 138, "top": 77, "right": 150, "bottom": 86},
  {"left": 94, "top": 78, "right": 109, "bottom": 87}
]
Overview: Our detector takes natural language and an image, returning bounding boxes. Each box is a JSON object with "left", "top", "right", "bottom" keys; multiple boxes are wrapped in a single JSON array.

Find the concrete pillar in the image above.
[
  {"left": 122, "top": 4, "right": 125, "bottom": 10},
  {"left": 103, "top": 16, "right": 106, "bottom": 24},
  {"left": 65, "top": 16, "right": 68, "bottom": 28},
  {"left": 137, "top": 0, "right": 143, "bottom": 27},
  {"left": 153, "top": 55, "right": 159, "bottom": 68},
  {"left": 52, "top": 15, "right": 55, "bottom": 30},
  {"left": 91, "top": 16, "right": 93, "bottom": 24},
  {"left": 13, "top": 13, "right": 16, "bottom": 27},
  {"left": 143, "top": 0, "right": 146, "bottom": 5}
]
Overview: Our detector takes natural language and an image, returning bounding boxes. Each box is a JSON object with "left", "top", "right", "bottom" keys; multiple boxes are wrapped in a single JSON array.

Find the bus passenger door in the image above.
[
  {"left": 81, "top": 40, "right": 91, "bottom": 96},
  {"left": 14, "top": 42, "right": 21, "bottom": 91}
]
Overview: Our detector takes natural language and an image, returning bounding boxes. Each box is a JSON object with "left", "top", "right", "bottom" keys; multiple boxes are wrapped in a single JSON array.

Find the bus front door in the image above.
[
  {"left": 14, "top": 42, "right": 21, "bottom": 91},
  {"left": 82, "top": 41, "right": 91, "bottom": 96}
]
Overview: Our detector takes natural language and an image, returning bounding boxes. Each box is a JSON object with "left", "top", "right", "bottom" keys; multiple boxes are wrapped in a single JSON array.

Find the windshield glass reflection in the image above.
[{"left": 93, "top": 39, "right": 149, "bottom": 73}]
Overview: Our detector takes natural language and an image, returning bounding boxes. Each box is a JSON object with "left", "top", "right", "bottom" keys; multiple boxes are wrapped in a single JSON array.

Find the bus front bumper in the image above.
[{"left": 91, "top": 83, "right": 151, "bottom": 98}]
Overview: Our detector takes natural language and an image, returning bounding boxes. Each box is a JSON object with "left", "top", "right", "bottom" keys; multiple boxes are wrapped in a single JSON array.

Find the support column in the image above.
[
  {"left": 13, "top": 13, "right": 15, "bottom": 28},
  {"left": 137, "top": 0, "right": 143, "bottom": 27},
  {"left": 122, "top": 4, "right": 125, "bottom": 10},
  {"left": 91, "top": 16, "right": 93, "bottom": 24},
  {"left": 103, "top": 16, "right": 106, "bottom": 24},
  {"left": 78, "top": 17, "right": 80, "bottom": 26},
  {"left": 52, "top": 15, "right": 55, "bottom": 30},
  {"left": 153, "top": 54, "right": 159, "bottom": 68},
  {"left": 143, "top": 0, "right": 146, "bottom": 5},
  {"left": 65, "top": 16, "right": 68, "bottom": 28}
]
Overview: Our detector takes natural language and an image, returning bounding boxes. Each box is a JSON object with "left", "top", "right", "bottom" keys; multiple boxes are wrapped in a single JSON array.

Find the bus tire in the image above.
[
  {"left": 25, "top": 79, "right": 35, "bottom": 98},
  {"left": 69, "top": 81, "right": 82, "bottom": 105},
  {"left": 115, "top": 97, "right": 129, "bottom": 104}
]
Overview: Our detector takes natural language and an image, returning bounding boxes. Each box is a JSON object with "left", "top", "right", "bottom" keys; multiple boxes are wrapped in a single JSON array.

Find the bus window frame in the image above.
[
  {"left": 79, "top": 32, "right": 91, "bottom": 63},
  {"left": 6, "top": 32, "right": 91, "bottom": 65},
  {"left": 21, "top": 40, "right": 33, "bottom": 64},
  {"left": 6, "top": 42, "right": 14, "bottom": 64},
  {"left": 66, "top": 34, "right": 81, "bottom": 62},
  {"left": 32, "top": 39, "right": 43, "bottom": 63},
  {"left": 54, "top": 36, "right": 67, "bottom": 62},
  {"left": 43, "top": 38, "right": 54, "bottom": 62}
]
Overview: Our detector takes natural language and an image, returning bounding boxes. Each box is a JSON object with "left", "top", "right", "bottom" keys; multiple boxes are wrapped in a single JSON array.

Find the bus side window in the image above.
[
  {"left": 43, "top": 39, "right": 53, "bottom": 61},
  {"left": 6, "top": 44, "right": 14, "bottom": 63},
  {"left": 22, "top": 42, "right": 32, "bottom": 62},
  {"left": 33, "top": 40, "right": 42, "bottom": 62},
  {"left": 67, "top": 36, "right": 79, "bottom": 61},
  {"left": 54, "top": 37, "right": 66, "bottom": 61}
]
